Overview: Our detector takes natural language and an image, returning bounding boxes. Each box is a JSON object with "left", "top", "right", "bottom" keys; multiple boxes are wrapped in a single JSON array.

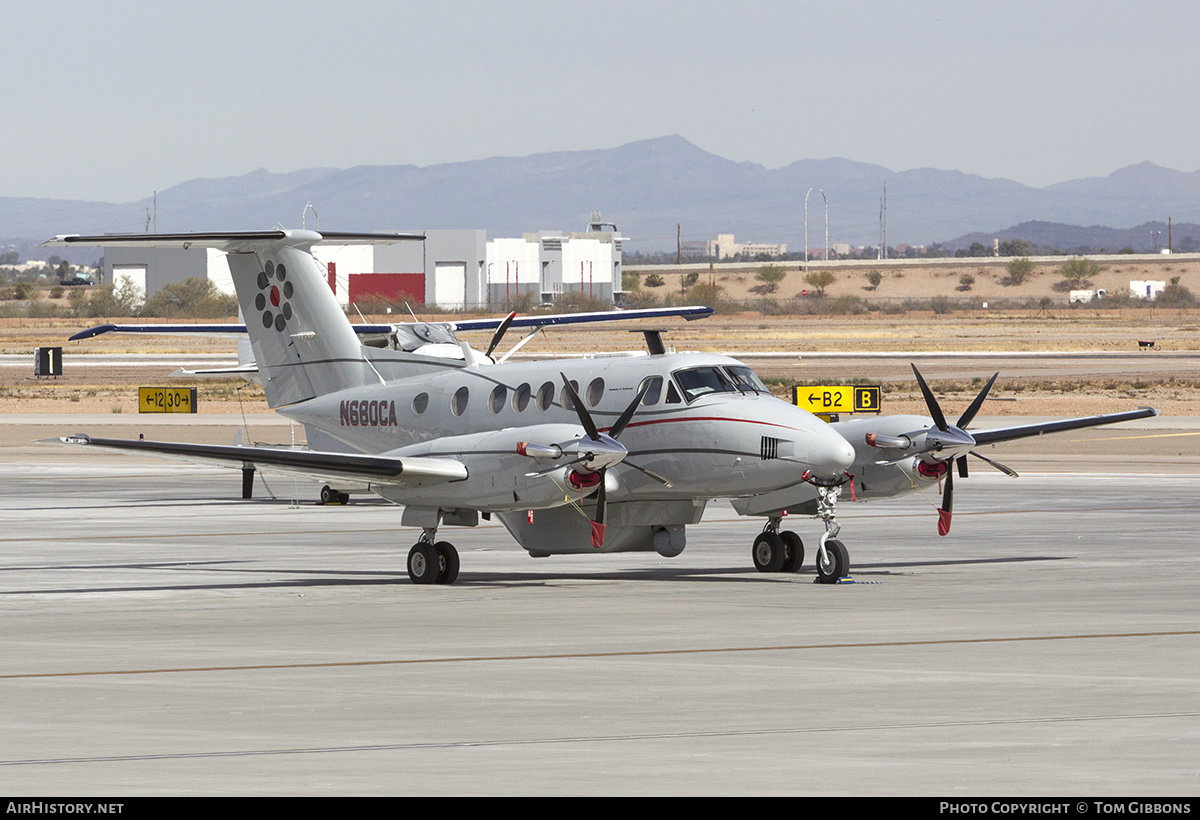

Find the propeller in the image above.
[
  {"left": 519, "top": 375, "right": 662, "bottom": 549},
  {"left": 558, "top": 374, "right": 656, "bottom": 548},
  {"left": 908, "top": 365, "right": 1017, "bottom": 535}
]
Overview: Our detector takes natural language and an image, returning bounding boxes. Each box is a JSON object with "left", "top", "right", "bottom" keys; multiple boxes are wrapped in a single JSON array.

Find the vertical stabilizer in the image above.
[
  {"left": 44, "top": 230, "right": 426, "bottom": 408},
  {"left": 226, "top": 237, "right": 372, "bottom": 406}
]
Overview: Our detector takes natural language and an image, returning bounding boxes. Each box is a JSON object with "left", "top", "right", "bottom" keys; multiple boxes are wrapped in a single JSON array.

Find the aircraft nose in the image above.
[{"left": 808, "top": 427, "right": 856, "bottom": 479}]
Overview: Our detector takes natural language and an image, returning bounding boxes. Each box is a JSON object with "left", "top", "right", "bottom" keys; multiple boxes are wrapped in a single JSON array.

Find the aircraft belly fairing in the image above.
[{"left": 498, "top": 498, "right": 705, "bottom": 556}]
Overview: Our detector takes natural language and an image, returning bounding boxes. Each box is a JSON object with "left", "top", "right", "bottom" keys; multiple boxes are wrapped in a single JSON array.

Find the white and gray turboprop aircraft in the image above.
[
  {"left": 44, "top": 229, "right": 862, "bottom": 584},
  {"left": 44, "top": 230, "right": 1158, "bottom": 585}
]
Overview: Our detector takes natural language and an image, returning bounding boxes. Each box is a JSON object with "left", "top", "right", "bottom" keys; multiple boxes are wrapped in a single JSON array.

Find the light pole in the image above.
[
  {"left": 804, "top": 188, "right": 813, "bottom": 273},
  {"left": 820, "top": 189, "right": 828, "bottom": 261}
]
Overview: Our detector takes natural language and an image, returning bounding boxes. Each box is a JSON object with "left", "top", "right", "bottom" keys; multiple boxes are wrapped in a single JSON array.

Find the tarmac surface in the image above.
[{"left": 1, "top": 413, "right": 1197, "bottom": 795}]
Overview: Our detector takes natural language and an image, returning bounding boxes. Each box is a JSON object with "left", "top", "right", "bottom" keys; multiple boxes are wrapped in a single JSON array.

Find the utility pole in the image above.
[{"left": 677, "top": 224, "right": 681, "bottom": 265}]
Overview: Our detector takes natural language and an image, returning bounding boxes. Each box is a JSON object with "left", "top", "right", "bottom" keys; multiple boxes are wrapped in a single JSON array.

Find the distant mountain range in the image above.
[{"left": 5, "top": 135, "right": 1199, "bottom": 259}]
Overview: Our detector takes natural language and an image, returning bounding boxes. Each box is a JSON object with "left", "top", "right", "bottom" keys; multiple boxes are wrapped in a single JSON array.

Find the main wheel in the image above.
[
  {"left": 407, "top": 542, "right": 440, "bottom": 585},
  {"left": 752, "top": 531, "right": 786, "bottom": 573},
  {"left": 815, "top": 539, "right": 850, "bottom": 584},
  {"left": 780, "top": 531, "right": 804, "bottom": 573},
  {"left": 435, "top": 541, "right": 460, "bottom": 585},
  {"left": 320, "top": 485, "right": 337, "bottom": 504}
]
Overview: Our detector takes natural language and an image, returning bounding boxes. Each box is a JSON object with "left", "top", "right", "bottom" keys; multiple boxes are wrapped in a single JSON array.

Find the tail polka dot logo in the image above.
[{"left": 254, "top": 260, "right": 294, "bottom": 331}]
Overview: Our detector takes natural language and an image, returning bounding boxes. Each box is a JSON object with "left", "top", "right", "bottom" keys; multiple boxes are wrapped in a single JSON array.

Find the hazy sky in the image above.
[{"left": 5, "top": 0, "right": 1199, "bottom": 202}]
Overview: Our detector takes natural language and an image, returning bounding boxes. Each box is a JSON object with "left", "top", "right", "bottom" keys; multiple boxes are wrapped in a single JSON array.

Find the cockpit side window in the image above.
[
  {"left": 638, "top": 376, "right": 663, "bottom": 406},
  {"left": 725, "top": 365, "right": 769, "bottom": 393}
]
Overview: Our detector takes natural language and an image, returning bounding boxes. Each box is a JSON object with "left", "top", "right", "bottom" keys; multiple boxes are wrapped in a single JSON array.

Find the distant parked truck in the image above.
[
  {"left": 1069, "top": 289, "right": 1107, "bottom": 303},
  {"left": 1129, "top": 280, "right": 1166, "bottom": 299}
]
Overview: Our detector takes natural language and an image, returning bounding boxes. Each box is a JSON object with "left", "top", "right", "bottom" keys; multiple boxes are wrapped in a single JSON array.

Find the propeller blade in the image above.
[
  {"left": 969, "top": 450, "right": 1019, "bottom": 478},
  {"left": 937, "top": 468, "right": 953, "bottom": 536},
  {"left": 497, "top": 327, "right": 540, "bottom": 364},
  {"left": 590, "top": 468, "right": 607, "bottom": 548},
  {"left": 911, "top": 365, "right": 948, "bottom": 431},
  {"left": 559, "top": 373, "right": 599, "bottom": 441},
  {"left": 623, "top": 459, "right": 673, "bottom": 487},
  {"left": 525, "top": 454, "right": 589, "bottom": 478},
  {"left": 957, "top": 455, "right": 969, "bottom": 478},
  {"left": 609, "top": 380, "right": 653, "bottom": 440},
  {"left": 484, "top": 311, "right": 517, "bottom": 358},
  {"left": 956, "top": 372, "right": 999, "bottom": 429}
]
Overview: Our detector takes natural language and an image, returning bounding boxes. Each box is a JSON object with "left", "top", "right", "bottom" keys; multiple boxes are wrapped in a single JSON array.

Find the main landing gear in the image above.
[
  {"left": 752, "top": 524, "right": 805, "bottom": 574},
  {"left": 752, "top": 478, "right": 852, "bottom": 584},
  {"left": 319, "top": 485, "right": 350, "bottom": 505},
  {"left": 407, "top": 537, "right": 460, "bottom": 585}
]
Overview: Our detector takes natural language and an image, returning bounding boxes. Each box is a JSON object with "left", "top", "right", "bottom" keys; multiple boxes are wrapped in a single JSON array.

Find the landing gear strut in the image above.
[{"left": 812, "top": 480, "right": 850, "bottom": 584}]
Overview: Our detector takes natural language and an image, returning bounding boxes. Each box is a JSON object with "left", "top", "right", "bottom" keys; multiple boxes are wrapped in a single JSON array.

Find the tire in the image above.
[
  {"left": 752, "top": 531, "right": 786, "bottom": 573},
  {"left": 407, "top": 543, "right": 440, "bottom": 585},
  {"left": 780, "top": 531, "right": 804, "bottom": 573},
  {"left": 435, "top": 541, "right": 460, "bottom": 585},
  {"left": 320, "top": 485, "right": 337, "bottom": 504},
  {"left": 815, "top": 539, "right": 850, "bottom": 584}
]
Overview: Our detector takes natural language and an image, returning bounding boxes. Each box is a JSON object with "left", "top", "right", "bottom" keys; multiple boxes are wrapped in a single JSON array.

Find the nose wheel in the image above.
[{"left": 815, "top": 537, "right": 849, "bottom": 584}]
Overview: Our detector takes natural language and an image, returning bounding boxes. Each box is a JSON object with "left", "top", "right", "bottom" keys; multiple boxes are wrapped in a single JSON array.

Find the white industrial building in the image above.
[{"left": 102, "top": 223, "right": 623, "bottom": 311}]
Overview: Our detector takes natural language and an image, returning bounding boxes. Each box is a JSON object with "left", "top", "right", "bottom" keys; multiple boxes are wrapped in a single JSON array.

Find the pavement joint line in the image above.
[
  {"left": 3, "top": 710, "right": 1199, "bottom": 767},
  {"left": 2, "top": 629, "right": 1196, "bottom": 680}
]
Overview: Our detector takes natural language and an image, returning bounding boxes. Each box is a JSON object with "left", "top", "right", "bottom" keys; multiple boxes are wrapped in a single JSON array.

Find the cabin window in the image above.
[
  {"left": 536, "top": 381, "right": 555, "bottom": 411},
  {"left": 513, "top": 383, "right": 532, "bottom": 412},
  {"left": 638, "top": 376, "right": 663, "bottom": 406},
  {"left": 560, "top": 380, "right": 580, "bottom": 411},
  {"left": 489, "top": 384, "right": 507, "bottom": 414},
  {"left": 451, "top": 386, "right": 469, "bottom": 416},
  {"left": 412, "top": 392, "right": 429, "bottom": 414},
  {"left": 586, "top": 378, "right": 605, "bottom": 407}
]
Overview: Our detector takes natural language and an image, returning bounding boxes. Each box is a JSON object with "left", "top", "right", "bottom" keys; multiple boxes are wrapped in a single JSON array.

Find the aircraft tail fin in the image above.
[
  {"left": 227, "top": 239, "right": 371, "bottom": 406},
  {"left": 45, "top": 230, "right": 423, "bottom": 407}
]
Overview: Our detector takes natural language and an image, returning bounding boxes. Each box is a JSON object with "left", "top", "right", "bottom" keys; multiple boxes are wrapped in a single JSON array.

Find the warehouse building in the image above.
[{"left": 102, "top": 223, "right": 621, "bottom": 311}]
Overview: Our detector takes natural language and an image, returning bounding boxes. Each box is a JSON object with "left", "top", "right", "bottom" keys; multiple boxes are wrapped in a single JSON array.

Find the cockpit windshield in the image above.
[{"left": 673, "top": 365, "right": 769, "bottom": 402}]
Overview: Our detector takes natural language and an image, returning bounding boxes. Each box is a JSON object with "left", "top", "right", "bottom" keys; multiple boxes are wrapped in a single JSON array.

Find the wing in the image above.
[
  {"left": 969, "top": 407, "right": 1160, "bottom": 445},
  {"left": 449, "top": 305, "right": 714, "bottom": 331},
  {"left": 44, "top": 435, "right": 467, "bottom": 489}
]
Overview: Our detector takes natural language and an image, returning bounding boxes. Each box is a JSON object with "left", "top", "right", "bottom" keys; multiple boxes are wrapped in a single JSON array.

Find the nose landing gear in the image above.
[{"left": 751, "top": 475, "right": 852, "bottom": 584}]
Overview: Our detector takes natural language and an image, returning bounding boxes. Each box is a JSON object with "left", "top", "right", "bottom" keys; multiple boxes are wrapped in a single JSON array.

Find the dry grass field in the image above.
[{"left": 2, "top": 256, "right": 1197, "bottom": 418}]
